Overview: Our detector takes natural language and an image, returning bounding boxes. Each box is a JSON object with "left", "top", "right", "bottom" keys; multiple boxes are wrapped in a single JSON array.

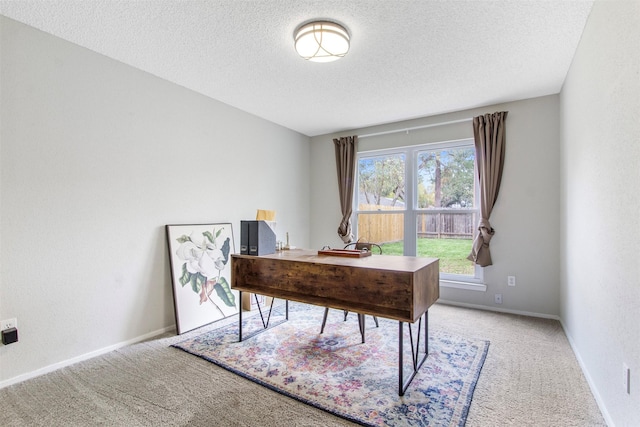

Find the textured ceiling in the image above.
[{"left": 0, "top": 1, "right": 593, "bottom": 136}]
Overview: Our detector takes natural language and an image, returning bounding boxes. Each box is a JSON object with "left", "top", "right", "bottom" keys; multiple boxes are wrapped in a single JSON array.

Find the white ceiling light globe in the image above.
[{"left": 294, "top": 21, "right": 350, "bottom": 62}]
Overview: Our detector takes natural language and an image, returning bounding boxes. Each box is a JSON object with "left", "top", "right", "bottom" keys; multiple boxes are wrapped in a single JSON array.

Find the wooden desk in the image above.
[{"left": 231, "top": 249, "right": 439, "bottom": 395}]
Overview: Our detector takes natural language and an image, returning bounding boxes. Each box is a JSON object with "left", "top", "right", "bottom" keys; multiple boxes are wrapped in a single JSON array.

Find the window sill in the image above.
[{"left": 439, "top": 279, "right": 486, "bottom": 292}]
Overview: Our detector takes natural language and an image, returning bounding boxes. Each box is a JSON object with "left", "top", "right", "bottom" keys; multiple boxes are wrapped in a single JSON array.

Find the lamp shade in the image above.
[{"left": 294, "top": 21, "right": 350, "bottom": 62}]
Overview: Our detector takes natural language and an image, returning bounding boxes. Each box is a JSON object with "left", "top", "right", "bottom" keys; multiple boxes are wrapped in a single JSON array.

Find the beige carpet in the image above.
[{"left": 0, "top": 303, "right": 605, "bottom": 426}]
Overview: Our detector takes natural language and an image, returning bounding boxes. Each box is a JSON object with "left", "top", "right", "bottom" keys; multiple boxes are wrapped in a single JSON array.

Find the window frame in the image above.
[{"left": 353, "top": 138, "right": 484, "bottom": 288}]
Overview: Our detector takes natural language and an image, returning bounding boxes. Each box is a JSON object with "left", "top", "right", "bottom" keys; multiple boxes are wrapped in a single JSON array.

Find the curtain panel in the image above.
[
  {"left": 333, "top": 136, "right": 358, "bottom": 243},
  {"left": 467, "top": 112, "right": 508, "bottom": 267}
]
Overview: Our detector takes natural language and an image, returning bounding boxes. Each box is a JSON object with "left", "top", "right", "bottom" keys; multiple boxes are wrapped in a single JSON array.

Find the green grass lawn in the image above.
[{"left": 379, "top": 238, "right": 474, "bottom": 275}]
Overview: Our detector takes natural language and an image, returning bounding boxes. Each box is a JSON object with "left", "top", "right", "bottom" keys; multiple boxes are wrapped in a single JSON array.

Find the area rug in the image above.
[{"left": 172, "top": 303, "right": 489, "bottom": 426}]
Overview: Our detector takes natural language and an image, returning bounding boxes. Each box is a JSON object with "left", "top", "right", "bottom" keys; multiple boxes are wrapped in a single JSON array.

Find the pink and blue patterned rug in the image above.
[{"left": 173, "top": 303, "right": 489, "bottom": 426}]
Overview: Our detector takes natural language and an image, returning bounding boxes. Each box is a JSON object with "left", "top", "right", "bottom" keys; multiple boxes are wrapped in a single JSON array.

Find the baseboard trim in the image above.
[
  {"left": 559, "top": 319, "right": 614, "bottom": 427},
  {"left": 436, "top": 299, "right": 561, "bottom": 320},
  {"left": 0, "top": 325, "right": 175, "bottom": 390}
]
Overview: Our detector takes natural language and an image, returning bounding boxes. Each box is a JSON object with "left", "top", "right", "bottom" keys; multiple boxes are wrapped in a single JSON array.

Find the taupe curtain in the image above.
[
  {"left": 467, "top": 112, "right": 508, "bottom": 267},
  {"left": 334, "top": 136, "right": 358, "bottom": 243}
]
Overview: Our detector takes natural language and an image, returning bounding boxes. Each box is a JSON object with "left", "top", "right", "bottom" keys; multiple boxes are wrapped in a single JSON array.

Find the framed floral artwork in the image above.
[{"left": 166, "top": 223, "right": 238, "bottom": 334}]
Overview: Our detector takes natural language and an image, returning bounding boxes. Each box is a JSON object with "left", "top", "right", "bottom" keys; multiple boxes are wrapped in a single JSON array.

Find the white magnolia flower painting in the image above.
[{"left": 166, "top": 223, "right": 238, "bottom": 334}]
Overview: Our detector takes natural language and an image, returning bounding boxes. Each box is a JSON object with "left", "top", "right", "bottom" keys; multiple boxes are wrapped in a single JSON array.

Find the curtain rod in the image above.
[{"left": 358, "top": 117, "right": 472, "bottom": 139}]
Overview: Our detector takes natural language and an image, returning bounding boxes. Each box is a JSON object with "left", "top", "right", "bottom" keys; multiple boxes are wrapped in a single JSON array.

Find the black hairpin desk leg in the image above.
[
  {"left": 238, "top": 291, "right": 288, "bottom": 342},
  {"left": 398, "top": 310, "right": 429, "bottom": 396}
]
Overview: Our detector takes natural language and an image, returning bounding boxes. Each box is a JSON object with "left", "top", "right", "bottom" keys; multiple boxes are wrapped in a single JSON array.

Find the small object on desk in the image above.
[
  {"left": 256, "top": 209, "right": 276, "bottom": 221},
  {"left": 318, "top": 248, "right": 372, "bottom": 258},
  {"left": 241, "top": 220, "right": 276, "bottom": 255},
  {"left": 283, "top": 231, "right": 296, "bottom": 250}
]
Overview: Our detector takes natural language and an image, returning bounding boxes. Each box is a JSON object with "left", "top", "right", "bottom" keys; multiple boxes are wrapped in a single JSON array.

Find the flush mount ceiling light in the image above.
[{"left": 294, "top": 21, "right": 350, "bottom": 62}]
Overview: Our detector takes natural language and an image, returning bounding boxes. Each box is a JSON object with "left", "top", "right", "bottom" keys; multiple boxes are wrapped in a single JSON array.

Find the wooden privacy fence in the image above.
[
  {"left": 417, "top": 212, "right": 476, "bottom": 239},
  {"left": 357, "top": 210, "right": 476, "bottom": 244},
  {"left": 357, "top": 212, "right": 404, "bottom": 243}
]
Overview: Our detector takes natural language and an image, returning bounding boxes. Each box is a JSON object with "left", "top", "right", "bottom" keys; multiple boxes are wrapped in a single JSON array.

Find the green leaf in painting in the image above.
[
  {"left": 176, "top": 235, "right": 191, "bottom": 244},
  {"left": 215, "top": 228, "right": 223, "bottom": 239},
  {"left": 190, "top": 273, "right": 199, "bottom": 293},
  {"left": 203, "top": 231, "right": 215, "bottom": 244},
  {"left": 179, "top": 263, "right": 191, "bottom": 287},
  {"left": 213, "top": 277, "right": 236, "bottom": 307},
  {"left": 221, "top": 237, "right": 231, "bottom": 265},
  {"left": 190, "top": 272, "right": 207, "bottom": 293},
  {"left": 196, "top": 273, "right": 207, "bottom": 292}
]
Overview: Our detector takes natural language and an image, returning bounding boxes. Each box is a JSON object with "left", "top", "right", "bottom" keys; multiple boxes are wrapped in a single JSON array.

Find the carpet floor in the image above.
[{"left": 0, "top": 302, "right": 606, "bottom": 426}]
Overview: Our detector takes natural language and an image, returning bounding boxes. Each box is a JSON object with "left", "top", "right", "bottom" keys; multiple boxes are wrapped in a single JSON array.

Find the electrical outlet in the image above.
[
  {"left": 494, "top": 293, "right": 502, "bottom": 304},
  {"left": 508, "top": 276, "right": 516, "bottom": 286},
  {"left": 1, "top": 318, "right": 17, "bottom": 331},
  {"left": 623, "top": 363, "right": 630, "bottom": 394}
]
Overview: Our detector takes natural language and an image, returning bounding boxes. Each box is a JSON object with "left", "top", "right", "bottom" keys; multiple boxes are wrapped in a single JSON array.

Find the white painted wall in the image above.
[
  {"left": 560, "top": 1, "right": 640, "bottom": 425},
  {"left": 0, "top": 17, "right": 310, "bottom": 384},
  {"left": 310, "top": 95, "right": 561, "bottom": 317}
]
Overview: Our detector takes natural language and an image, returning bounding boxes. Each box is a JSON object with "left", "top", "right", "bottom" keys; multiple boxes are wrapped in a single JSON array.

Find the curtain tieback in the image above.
[
  {"left": 337, "top": 219, "right": 354, "bottom": 243},
  {"left": 477, "top": 218, "right": 495, "bottom": 246}
]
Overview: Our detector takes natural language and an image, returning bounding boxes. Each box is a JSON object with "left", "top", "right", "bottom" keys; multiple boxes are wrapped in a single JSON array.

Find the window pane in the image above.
[
  {"left": 417, "top": 147, "right": 475, "bottom": 209},
  {"left": 416, "top": 212, "right": 475, "bottom": 275},
  {"left": 357, "top": 213, "right": 404, "bottom": 256},
  {"left": 358, "top": 153, "right": 405, "bottom": 211}
]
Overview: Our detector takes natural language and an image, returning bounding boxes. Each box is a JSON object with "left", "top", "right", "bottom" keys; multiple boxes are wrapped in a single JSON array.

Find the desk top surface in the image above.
[{"left": 232, "top": 249, "right": 438, "bottom": 273}]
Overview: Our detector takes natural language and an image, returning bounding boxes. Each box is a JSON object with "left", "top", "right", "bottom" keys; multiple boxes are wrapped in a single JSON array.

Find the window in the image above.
[
  {"left": 356, "top": 153, "right": 406, "bottom": 253},
  {"left": 354, "top": 139, "right": 483, "bottom": 284}
]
